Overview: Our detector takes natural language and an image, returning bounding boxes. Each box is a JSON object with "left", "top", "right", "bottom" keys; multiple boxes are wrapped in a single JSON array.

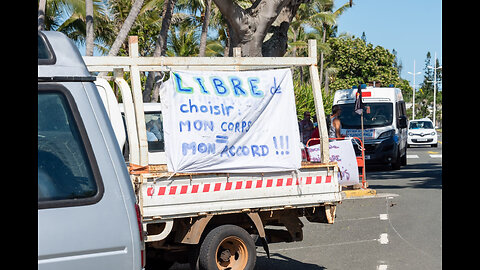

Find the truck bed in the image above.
[{"left": 136, "top": 162, "right": 341, "bottom": 221}]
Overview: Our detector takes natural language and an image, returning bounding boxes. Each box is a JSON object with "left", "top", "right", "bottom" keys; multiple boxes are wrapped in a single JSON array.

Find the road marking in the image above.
[
  {"left": 344, "top": 192, "right": 399, "bottom": 200},
  {"left": 428, "top": 151, "right": 439, "bottom": 154},
  {"left": 379, "top": 233, "right": 389, "bottom": 244},
  {"left": 379, "top": 214, "right": 388, "bottom": 220},
  {"left": 377, "top": 265, "right": 388, "bottom": 270},
  {"left": 336, "top": 216, "right": 379, "bottom": 222},
  {"left": 407, "top": 154, "right": 419, "bottom": 158},
  {"left": 430, "top": 154, "right": 442, "bottom": 158}
]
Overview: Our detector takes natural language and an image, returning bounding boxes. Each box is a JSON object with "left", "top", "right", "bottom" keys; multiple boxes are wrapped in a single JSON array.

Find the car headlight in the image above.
[
  {"left": 378, "top": 129, "right": 395, "bottom": 139},
  {"left": 408, "top": 132, "right": 413, "bottom": 136},
  {"left": 430, "top": 132, "right": 436, "bottom": 136}
]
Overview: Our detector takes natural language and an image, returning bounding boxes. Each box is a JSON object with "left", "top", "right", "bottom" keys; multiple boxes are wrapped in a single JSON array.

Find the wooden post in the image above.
[
  {"left": 308, "top": 39, "right": 329, "bottom": 163},
  {"left": 129, "top": 36, "right": 149, "bottom": 166},
  {"left": 233, "top": 47, "right": 241, "bottom": 71}
]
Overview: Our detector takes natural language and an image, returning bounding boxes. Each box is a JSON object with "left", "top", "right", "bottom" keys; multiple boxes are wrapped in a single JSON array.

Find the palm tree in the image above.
[
  {"left": 306, "top": 0, "right": 351, "bottom": 93},
  {"left": 167, "top": 20, "right": 199, "bottom": 56},
  {"left": 86, "top": 0, "right": 94, "bottom": 55},
  {"left": 38, "top": 0, "right": 47, "bottom": 30},
  {"left": 199, "top": 0, "right": 212, "bottom": 56},
  {"left": 143, "top": 0, "right": 177, "bottom": 102},
  {"left": 41, "top": 0, "right": 113, "bottom": 55},
  {"left": 106, "top": 0, "right": 145, "bottom": 57}
]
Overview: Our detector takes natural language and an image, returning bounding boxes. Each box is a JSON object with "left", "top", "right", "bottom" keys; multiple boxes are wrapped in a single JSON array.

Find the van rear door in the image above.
[{"left": 38, "top": 83, "right": 140, "bottom": 270}]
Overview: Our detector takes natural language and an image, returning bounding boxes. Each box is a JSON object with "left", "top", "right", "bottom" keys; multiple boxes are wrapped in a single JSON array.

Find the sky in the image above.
[{"left": 334, "top": 0, "right": 442, "bottom": 89}]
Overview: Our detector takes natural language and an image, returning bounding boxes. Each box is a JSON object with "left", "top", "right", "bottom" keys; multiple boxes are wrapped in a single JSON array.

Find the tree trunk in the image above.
[
  {"left": 318, "top": 23, "right": 326, "bottom": 93},
  {"left": 38, "top": 0, "right": 47, "bottom": 31},
  {"left": 212, "top": 0, "right": 308, "bottom": 57},
  {"left": 199, "top": 0, "right": 212, "bottom": 57},
  {"left": 144, "top": 0, "right": 177, "bottom": 102},
  {"left": 262, "top": 1, "right": 303, "bottom": 57},
  {"left": 224, "top": 21, "right": 232, "bottom": 56},
  {"left": 97, "top": 0, "right": 145, "bottom": 77},
  {"left": 324, "top": 69, "right": 330, "bottom": 95},
  {"left": 85, "top": 0, "right": 94, "bottom": 56},
  {"left": 108, "top": 0, "right": 145, "bottom": 57}
]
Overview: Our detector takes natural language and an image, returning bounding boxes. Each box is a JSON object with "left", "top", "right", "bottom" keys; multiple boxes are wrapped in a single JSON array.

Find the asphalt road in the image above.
[
  {"left": 255, "top": 133, "right": 442, "bottom": 270},
  {"left": 171, "top": 134, "right": 442, "bottom": 270}
]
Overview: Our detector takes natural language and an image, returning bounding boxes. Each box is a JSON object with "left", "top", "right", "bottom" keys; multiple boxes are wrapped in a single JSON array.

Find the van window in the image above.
[
  {"left": 145, "top": 111, "right": 165, "bottom": 152},
  {"left": 396, "top": 101, "right": 406, "bottom": 117},
  {"left": 338, "top": 103, "right": 393, "bottom": 129},
  {"left": 38, "top": 91, "right": 100, "bottom": 206}
]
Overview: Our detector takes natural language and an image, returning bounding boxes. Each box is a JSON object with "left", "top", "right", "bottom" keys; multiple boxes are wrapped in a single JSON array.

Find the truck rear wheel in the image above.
[{"left": 198, "top": 224, "right": 256, "bottom": 270}]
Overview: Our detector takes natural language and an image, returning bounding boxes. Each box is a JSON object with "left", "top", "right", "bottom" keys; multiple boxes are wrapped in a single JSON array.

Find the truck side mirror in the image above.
[{"left": 397, "top": 116, "right": 407, "bottom": 129}]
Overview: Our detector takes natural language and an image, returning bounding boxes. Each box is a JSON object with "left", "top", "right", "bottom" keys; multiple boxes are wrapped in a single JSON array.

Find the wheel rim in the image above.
[{"left": 215, "top": 236, "right": 248, "bottom": 270}]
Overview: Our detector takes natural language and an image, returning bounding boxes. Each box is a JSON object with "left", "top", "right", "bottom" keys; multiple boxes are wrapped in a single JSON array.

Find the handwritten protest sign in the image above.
[
  {"left": 329, "top": 139, "right": 359, "bottom": 186},
  {"left": 159, "top": 69, "right": 301, "bottom": 173}
]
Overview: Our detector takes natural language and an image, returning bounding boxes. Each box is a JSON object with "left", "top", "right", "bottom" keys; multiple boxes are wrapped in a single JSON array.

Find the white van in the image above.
[{"left": 333, "top": 85, "right": 408, "bottom": 169}]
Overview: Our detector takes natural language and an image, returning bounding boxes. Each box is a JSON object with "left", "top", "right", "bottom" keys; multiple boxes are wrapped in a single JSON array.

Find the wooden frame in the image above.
[{"left": 83, "top": 37, "right": 330, "bottom": 165}]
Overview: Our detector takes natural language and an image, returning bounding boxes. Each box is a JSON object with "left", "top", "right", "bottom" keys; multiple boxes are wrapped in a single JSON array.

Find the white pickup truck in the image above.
[{"left": 85, "top": 36, "right": 343, "bottom": 270}]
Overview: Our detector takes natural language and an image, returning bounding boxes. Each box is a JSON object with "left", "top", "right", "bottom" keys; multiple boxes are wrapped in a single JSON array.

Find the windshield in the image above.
[
  {"left": 409, "top": 121, "right": 433, "bottom": 129},
  {"left": 337, "top": 103, "right": 393, "bottom": 129}
]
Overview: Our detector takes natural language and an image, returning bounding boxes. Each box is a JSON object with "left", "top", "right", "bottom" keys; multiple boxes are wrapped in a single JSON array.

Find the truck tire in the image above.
[
  {"left": 401, "top": 148, "right": 407, "bottom": 166},
  {"left": 198, "top": 224, "right": 256, "bottom": 270},
  {"left": 391, "top": 147, "right": 401, "bottom": 170}
]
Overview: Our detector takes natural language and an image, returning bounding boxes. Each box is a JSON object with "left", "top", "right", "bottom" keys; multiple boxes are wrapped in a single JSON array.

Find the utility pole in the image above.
[
  {"left": 427, "top": 52, "right": 442, "bottom": 127},
  {"left": 408, "top": 60, "right": 421, "bottom": 120}
]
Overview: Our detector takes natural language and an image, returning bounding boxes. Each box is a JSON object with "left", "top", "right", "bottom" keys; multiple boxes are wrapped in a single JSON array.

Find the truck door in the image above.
[{"left": 395, "top": 100, "right": 408, "bottom": 157}]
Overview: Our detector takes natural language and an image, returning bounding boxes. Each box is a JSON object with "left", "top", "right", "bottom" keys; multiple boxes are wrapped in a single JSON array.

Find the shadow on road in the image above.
[
  {"left": 255, "top": 252, "right": 326, "bottom": 270},
  {"left": 365, "top": 163, "right": 442, "bottom": 190}
]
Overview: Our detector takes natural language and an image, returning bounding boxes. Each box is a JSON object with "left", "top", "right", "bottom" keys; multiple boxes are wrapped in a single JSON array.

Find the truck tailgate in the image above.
[{"left": 138, "top": 164, "right": 341, "bottom": 220}]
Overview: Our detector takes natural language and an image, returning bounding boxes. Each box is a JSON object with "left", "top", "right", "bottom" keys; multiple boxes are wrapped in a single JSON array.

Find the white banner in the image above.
[
  {"left": 159, "top": 69, "right": 301, "bottom": 173},
  {"left": 329, "top": 139, "right": 359, "bottom": 186}
]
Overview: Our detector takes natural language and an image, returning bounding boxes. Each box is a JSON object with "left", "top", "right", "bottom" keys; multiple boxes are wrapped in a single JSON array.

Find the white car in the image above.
[{"left": 407, "top": 118, "right": 437, "bottom": 147}]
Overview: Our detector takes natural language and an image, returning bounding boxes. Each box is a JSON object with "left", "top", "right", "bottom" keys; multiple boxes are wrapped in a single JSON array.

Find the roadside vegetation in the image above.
[{"left": 38, "top": 0, "right": 441, "bottom": 124}]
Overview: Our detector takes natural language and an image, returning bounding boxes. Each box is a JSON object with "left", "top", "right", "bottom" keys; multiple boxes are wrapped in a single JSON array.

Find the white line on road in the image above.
[
  {"left": 379, "top": 233, "right": 389, "bottom": 244},
  {"left": 407, "top": 154, "right": 419, "bottom": 158},
  {"left": 429, "top": 154, "right": 442, "bottom": 158},
  {"left": 377, "top": 264, "right": 388, "bottom": 270},
  {"left": 379, "top": 214, "right": 388, "bottom": 220},
  {"left": 335, "top": 216, "right": 379, "bottom": 222}
]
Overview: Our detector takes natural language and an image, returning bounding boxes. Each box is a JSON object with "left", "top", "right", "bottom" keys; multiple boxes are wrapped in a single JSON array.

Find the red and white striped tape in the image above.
[{"left": 146, "top": 175, "right": 331, "bottom": 197}]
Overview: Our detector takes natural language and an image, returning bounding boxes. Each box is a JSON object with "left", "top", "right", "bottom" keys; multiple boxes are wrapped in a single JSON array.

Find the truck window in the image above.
[
  {"left": 145, "top": 111, "right": 165, "bottom": 152},
  {"left": 38, "top": 90, "right": 102, "bottom": 207}
]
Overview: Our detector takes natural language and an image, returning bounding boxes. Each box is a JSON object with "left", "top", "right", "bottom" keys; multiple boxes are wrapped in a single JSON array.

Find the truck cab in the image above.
[
  {"left": 333, "top": 85, "right": 408, "bottom": 169},
  {"left": 37, "top": 31, "right": 144, "bottom": 269}
]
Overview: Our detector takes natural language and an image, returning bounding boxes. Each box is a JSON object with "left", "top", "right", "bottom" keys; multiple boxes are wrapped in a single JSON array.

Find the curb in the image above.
[{"left": 341, "top": 188, "right": 377, "bottom": 199}]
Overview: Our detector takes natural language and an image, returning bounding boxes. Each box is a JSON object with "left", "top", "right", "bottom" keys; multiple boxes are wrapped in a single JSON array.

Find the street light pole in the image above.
[
  {"left": 408, "top": 60, "right": 421, "bottom": 120},
  {"left": 427, "top": 52, "right": 442, "bottom": 128}
]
